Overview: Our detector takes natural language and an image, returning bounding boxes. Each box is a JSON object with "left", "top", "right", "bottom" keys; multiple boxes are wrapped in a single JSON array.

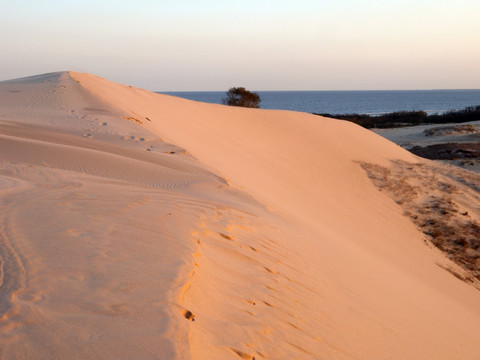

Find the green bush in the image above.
[{"left": 222, "top": 87, "right": 261, "bottom": 108}]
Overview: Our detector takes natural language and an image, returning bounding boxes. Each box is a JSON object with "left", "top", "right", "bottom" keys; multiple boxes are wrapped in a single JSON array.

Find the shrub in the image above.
[{"left": 222, "top": 87, "right": 261, "bottom": 108}]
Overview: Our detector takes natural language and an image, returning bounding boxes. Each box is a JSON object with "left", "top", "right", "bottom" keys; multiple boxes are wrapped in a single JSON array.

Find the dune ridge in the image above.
[{"left": 0, "top": 71, "right": 480, "bottom": 359}]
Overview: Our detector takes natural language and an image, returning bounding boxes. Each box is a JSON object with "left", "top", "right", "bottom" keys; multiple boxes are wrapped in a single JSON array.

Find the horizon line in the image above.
[{"left": 158, "top": 88, "right": 480, "bottom": 93}]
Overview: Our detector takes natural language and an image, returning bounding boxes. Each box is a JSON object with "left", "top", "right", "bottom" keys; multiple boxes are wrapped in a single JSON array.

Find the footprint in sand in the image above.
[
  {"left": 218, "top": 232, "right": 234, "bottom": 241},
  {"left": 230, "top": 348, "right": 256, "bottom": 360},
  {"left": 182, "top": 309, "right": 196, "bottom": 321}
]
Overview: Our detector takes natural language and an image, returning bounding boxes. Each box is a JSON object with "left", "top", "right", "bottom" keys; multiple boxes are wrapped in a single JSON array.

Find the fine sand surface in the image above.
[{"left": 1, "top": 72, "right": 480, "bottom": 359}]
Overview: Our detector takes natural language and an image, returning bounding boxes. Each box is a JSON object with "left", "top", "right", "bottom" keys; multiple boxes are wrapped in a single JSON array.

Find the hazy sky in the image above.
[{"left": 1, "top": 0, "right": 479, "bottom": 90}]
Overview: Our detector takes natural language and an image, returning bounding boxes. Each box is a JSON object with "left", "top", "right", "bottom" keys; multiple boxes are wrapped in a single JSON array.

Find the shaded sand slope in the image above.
[{"left": 1, "top": 72, "right": 480, "bottom": 359}]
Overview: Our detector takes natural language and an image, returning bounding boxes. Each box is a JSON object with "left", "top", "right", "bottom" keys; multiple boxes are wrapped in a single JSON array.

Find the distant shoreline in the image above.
[
  {"left": 316, "top": 105, "right": 480, "bottom": 129},
  {"left": 161, "top": 89, "right": 480, "bottom": 116}
]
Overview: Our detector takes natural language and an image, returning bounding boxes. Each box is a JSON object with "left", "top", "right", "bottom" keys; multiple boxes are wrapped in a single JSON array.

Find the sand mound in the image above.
[
  {"left": 1, "top": 71, "right": 480, "bottom": 359},
  {"left": 423, "top": 124, "right": 478, "bottom": 137}
]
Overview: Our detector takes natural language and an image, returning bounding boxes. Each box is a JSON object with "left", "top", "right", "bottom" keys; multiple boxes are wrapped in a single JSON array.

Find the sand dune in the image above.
[{"left": 1, "top": 72, "right": 480, "bottom": 359}]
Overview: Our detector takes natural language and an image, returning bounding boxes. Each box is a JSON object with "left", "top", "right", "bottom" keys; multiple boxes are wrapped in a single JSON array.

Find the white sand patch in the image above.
[{"left": 373, "top": 120, "right": 480, "bottom": 148}]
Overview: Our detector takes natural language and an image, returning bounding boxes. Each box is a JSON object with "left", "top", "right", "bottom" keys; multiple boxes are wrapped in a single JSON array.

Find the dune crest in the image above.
[{"left": 1, "top": 71, "right": 480, "bottom": 359}]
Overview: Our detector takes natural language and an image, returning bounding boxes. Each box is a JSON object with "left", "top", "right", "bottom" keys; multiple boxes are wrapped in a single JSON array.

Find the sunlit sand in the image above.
[{"left": 1, "top": 72, "right": 480, "bottom": 359}]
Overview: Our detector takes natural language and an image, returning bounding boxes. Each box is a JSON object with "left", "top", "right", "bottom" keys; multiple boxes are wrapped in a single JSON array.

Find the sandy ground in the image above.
[
  {"left": 373, "top": 120, "right": 480, "bottom": 148},
  {"left": 374, "top": 121, "right": 480, "bottom": 172},
  {"left": 1, "top": 72, "right": 480, "bottom": 359}
]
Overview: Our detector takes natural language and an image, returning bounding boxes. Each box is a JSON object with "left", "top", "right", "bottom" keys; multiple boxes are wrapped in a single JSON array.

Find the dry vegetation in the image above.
[{"left": 360, "top": 160, "right": 480, "bottom": 286}]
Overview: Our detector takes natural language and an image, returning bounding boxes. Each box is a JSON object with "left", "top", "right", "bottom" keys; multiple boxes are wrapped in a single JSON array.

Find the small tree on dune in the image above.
[{"left": 222, "top": 87, "right": 261, "bottom": 108}]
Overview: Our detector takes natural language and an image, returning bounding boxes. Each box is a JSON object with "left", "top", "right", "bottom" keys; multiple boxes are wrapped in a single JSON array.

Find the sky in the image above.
[{"left": 0, "top": 0, "right": 479, "bottom": 91}]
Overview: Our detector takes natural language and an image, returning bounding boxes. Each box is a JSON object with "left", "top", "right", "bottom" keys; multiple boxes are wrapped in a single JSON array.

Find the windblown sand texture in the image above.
[{"left": 1, "top": 72, "right": 480, "bottom": 359}]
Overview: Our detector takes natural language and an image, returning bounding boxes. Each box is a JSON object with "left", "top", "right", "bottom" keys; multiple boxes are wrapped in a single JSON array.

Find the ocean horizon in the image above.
[{"left": 160, "top": 89, "right": 480, "bottom": 116}]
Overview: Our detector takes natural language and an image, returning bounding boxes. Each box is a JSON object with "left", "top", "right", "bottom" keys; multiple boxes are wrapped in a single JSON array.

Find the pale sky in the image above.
[{"left": 1, "top": 0, "right": 479, "bottom": 90}]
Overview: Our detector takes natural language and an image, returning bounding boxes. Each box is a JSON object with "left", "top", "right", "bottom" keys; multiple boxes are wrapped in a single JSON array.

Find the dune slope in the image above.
[{"left": 1, "top": 71, "right": 480, "bottom": 359}]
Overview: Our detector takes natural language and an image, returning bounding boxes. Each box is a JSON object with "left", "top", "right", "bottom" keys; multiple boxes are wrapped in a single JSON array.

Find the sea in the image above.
[{"left": 160, "top": 89, "right": 480, "bottom": 116}]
